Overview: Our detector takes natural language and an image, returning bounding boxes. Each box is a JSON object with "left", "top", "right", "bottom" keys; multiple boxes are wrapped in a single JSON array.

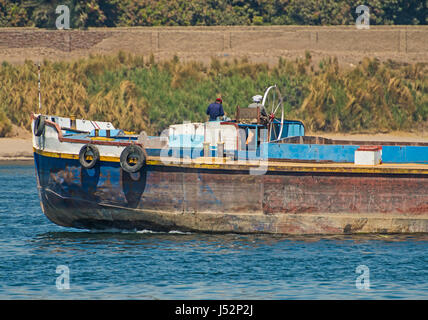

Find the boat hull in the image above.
[{"left": 34, "top": 150, "right": 428, "bottom": 234}]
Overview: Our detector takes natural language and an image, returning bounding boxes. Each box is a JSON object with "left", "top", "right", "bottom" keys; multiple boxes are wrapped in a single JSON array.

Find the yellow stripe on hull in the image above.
[{"left": 33, "top": 147, "right": 120, "bottom": 162}]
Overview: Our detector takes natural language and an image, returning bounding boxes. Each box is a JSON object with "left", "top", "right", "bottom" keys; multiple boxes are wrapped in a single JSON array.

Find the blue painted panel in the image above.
[
  {"left": 168, "top": 134, "right": 205, "bottom": 148},
  {"left": 88, "top": 129, "right": 124, "bottom": 137},
  {"left": 382, "top": 146, "right": 428, "bottom": 164},
  {"left": 262, "top": 143, "right": 428, "bottom": 163},
  {"left": 265, "top": 143, "right": 359, "bottom": 162},
  {"left": 33, "top": 152, "right": 145, "bottom": 207},
  {"left": 236, "top": 150, "right": 260, "bottom": 160},
  {"left": 382, "top": 146, "right": 405, "bottom": 163},
  {"left": 404, "top": 146, "right": 428, "bottom": 163},
  {"left": 281, "top": 122, "right": 305, "bottom": 139},
  {"left": 271, "top": 120, "right": 305, "bottom": 140}
]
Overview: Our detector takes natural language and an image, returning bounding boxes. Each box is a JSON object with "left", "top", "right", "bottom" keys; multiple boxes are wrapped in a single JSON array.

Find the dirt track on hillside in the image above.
[{"left": 1, "top": 26, "right": 427, "bottom": 67}]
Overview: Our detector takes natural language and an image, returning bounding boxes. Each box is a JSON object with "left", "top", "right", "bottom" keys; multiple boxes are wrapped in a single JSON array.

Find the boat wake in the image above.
[
  {"left": 138, "top": 229, "right": 193, "bottom": 235},
  {"left": 86, "top": 228, "right": 193, "bottom": 235}
]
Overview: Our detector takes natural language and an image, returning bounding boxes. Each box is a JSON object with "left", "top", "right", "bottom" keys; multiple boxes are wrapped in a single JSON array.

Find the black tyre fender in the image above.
[
  {"left": 34, "top": 115, "right": 45, "bottom": 137},
  {"left": 79, "top": 144, "right": 100, "bottom": 169},
  {"left": 120, "top": 145, "right": 146, "bottom": 173}
]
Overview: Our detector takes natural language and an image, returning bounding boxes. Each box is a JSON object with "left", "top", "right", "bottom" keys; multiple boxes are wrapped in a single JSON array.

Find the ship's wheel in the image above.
[{"left": 262, "top": 85, "right": 285, "bottom": 141}]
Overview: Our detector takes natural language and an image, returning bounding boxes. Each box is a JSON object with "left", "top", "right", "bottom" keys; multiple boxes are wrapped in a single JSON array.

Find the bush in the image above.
[
  {"left": 0, "top": 110, "right": 12, "bottom": 137},
  {"left": 0, "top": 53, "right": 426, "bottom": 136}
]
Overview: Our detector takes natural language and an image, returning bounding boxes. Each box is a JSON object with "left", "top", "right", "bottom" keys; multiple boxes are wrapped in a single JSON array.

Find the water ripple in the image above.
[{"left": 0, "top": 164, "right": 427, "bottom": 299}]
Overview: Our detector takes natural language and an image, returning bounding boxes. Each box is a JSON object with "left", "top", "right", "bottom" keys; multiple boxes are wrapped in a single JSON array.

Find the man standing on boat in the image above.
[
  {"left": 206, "top": 98, "right": 225, "bottom": 121},
  {"left": 248, "top": 95, "right": 269, "bottom": 125},
  {"left": 248, "top": 95, "right": 267, "bottom": 117}
]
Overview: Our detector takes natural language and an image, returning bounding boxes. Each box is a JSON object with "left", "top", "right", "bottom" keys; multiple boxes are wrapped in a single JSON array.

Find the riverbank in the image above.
[
  {"left": 0, "top": 138, "right": 33, "bottom": 161},
  {"left": 1, "top": 131, "right": 427, "bottom": 161}
]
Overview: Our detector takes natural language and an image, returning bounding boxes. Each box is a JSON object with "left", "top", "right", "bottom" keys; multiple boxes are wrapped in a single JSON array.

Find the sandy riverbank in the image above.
[
  {"left": 1, "top": 131, "right": 427, "bottom": 162},
  {"left": 0, "top": 138, "right": 33, "bottom": 161}
]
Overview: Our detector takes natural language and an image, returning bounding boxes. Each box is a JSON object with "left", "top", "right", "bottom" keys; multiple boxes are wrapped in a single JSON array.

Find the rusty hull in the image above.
[{"left": 34, "top": 152, "right": 428, "bottom": 234}]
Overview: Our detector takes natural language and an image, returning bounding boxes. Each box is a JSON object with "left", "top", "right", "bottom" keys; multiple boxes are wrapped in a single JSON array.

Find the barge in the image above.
[{"left": 31, "top": 86, "right": 428, "bottom": 234}]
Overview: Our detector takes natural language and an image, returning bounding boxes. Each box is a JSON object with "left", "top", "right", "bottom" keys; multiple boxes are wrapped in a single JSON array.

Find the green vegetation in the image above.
[
  {"left": 0, "top": 0, "right": 426, "bottom": 28},
  {"left": 0, "top": 52, "right": 427, "bottom": 137}
]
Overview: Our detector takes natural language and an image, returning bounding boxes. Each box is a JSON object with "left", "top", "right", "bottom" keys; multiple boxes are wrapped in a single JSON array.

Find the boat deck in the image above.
[{"left": 146, "top": 156, "right": 428, "bottom": 175}]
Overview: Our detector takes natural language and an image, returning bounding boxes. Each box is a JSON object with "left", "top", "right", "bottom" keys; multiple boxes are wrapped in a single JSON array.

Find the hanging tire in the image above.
[
  {"left": 120, "top": 145, "right": 145, "bottom": 173},
  {"left": 79, "top": 144, "right": 100, "bottom": 169},
  {"left": 34, "top": 115, "right": 45, "bottom": 137}
]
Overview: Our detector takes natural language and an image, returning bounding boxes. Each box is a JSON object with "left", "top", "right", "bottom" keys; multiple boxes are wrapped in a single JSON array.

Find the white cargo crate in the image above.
[{"left": 354, "top": 146, "right": 382, "bottom": 165}]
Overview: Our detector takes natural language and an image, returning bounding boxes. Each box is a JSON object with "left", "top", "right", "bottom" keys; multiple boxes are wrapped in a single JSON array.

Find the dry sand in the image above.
[
  {"left": 1, "top": 131, "right": 427, "bottom": 161},
  {"left": 0, "top": 138, "right": 33, "bottom": 161},
  {"left": 1, "top": 26, "right": 427, "bottom": 67}
]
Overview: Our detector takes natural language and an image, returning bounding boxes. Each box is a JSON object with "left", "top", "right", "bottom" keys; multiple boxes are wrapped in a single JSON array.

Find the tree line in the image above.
[{"left": 0, "top": 0, "right": 426, "bottom": 28}]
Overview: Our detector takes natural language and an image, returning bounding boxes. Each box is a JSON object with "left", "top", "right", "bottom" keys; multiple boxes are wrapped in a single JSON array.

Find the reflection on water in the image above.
[{"left": 33, "top": 229, "right": 428, "bottom": 245}]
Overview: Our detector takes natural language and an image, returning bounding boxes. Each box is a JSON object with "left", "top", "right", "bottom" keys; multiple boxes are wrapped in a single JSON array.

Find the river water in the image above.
[{"left": 0, "top": 163, "right": 427, "bottom": 299}]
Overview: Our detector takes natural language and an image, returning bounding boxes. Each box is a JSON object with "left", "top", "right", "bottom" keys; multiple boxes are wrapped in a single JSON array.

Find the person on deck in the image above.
[
  {"left": 248, "top": 95, "right": 267, "bottom": 117},
  {"left": 248, "top": 95, "right": 269, "bottom": 125},
  {"left": 206, "top": 98, "right": 225, "bottom": 121}
]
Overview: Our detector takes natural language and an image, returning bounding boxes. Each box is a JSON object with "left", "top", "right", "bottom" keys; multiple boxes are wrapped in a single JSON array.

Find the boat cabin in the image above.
[{"left": 168, "top": 104, "right": 305, "bottom": 155}]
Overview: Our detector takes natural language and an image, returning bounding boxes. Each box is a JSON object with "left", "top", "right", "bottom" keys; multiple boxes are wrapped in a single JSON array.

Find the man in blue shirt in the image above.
[{"left": 206, "top": 98, "right": 225, "bottom": 121}]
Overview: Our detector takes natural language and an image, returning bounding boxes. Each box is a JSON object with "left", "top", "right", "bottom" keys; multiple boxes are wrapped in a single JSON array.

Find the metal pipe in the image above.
[
  {"left": 217, "top": 142, "right": 225, "bottom": 158},
  {"left": 38, "top": 63, "right": 41, "bottom": 110},
  {"left": 70, "top": 115, "right": 76, "bottom": 129},
  {"left": 203, "top": 142, "right": 210, "bottom": 157}
]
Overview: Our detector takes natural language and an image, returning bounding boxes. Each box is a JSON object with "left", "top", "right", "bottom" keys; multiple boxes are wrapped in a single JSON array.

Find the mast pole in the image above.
[{"left": 38, "top": 62, "right": 41, "bottom": 110}]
